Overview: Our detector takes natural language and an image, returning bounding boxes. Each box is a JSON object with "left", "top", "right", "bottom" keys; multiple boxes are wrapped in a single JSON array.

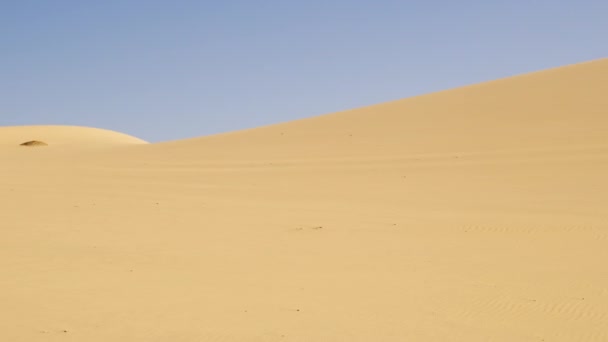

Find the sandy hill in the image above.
[
  {"left": 0, "top": 125, "right": 147, "bottom": 147},
  {"left": 1, "top": 58, "right": 607, "bottom": 342},
  {"left": 151, "top": 58, "right": 607, "bottom": 160}
]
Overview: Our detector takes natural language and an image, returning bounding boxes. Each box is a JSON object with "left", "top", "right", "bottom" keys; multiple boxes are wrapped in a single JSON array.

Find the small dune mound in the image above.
[
  {"left": 0, "top": 126, "right": 148, "bottom": 147},
  {"left": 20, "top": 140, "right": 48, "bottom": 147}
]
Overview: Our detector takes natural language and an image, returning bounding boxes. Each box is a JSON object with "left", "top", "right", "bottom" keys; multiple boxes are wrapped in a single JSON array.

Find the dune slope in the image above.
[
  {"left": 1, "top": 59, "right": 607, "bottom": 342},
  {"left": 154, "top": 58, "right": 608, "bottom": 159}
]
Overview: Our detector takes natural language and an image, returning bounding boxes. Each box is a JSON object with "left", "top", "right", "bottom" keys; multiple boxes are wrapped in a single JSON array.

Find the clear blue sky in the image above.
[{"left": 1, "top": 1, "right": 606, "bottom": 142}]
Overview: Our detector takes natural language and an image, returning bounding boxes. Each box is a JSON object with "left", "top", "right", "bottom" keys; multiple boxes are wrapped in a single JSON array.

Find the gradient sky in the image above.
[{"left": 1, "top": 1, "right": 606, "bottom": 142}]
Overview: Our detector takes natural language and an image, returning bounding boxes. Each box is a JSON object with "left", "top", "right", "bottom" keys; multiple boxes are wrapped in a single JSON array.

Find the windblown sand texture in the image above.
[{"left": 1, "top": 59, "right": 607, "bottom": 341}]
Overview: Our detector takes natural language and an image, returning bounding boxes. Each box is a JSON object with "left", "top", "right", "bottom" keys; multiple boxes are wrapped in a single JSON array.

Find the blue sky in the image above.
[{"left": 1, "top": 1, "right": 606, "bottom": 142}]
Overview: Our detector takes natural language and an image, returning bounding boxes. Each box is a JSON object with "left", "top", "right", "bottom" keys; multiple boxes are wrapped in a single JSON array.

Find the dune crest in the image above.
[
  {"left": 0, "top": 125, "right": 147, "bottom": 147},
  {"left": 153, "top": 58, "right": 608, "bottom": 161}
]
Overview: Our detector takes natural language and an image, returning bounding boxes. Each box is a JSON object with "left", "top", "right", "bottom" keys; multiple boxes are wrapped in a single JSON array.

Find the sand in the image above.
[
  {"left": 0, "top": 125, "right": 148, "bottom": 147},
  {"left": 1, "top": 58, "right": 607, "bottom": 341}
]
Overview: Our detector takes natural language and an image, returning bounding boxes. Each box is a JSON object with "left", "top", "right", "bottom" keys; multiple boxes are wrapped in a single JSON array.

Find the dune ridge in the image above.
[
  {"left": 151, "top": 58, "right": 607, "bottom": 159},
  {"left": 1, "top": 58, "right": 607, "bottom": 341},
  {"left": 0, "top": 125, "right": 147, "bottom": 147}
]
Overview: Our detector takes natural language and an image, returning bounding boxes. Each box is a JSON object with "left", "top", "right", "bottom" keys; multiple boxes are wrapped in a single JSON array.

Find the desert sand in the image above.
[{"left": 1, "top": 58, "right": 607, "bottom": 341}]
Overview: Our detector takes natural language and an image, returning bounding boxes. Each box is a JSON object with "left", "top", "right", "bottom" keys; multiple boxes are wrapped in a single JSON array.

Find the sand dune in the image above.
[
  {"left": 0, "top": 125, "right": 147, "bottom": 147},
  {"left": 153, "top": 58, "right": 607, "bottom": 160},
  {"left": 1, "top": 58, "right": 607, "bottom": 341}
]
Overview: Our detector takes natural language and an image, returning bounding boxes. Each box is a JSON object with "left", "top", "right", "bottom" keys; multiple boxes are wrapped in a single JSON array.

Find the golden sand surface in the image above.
[{"left": 1, "top": 59, "right": 607, "bottom": 341}]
